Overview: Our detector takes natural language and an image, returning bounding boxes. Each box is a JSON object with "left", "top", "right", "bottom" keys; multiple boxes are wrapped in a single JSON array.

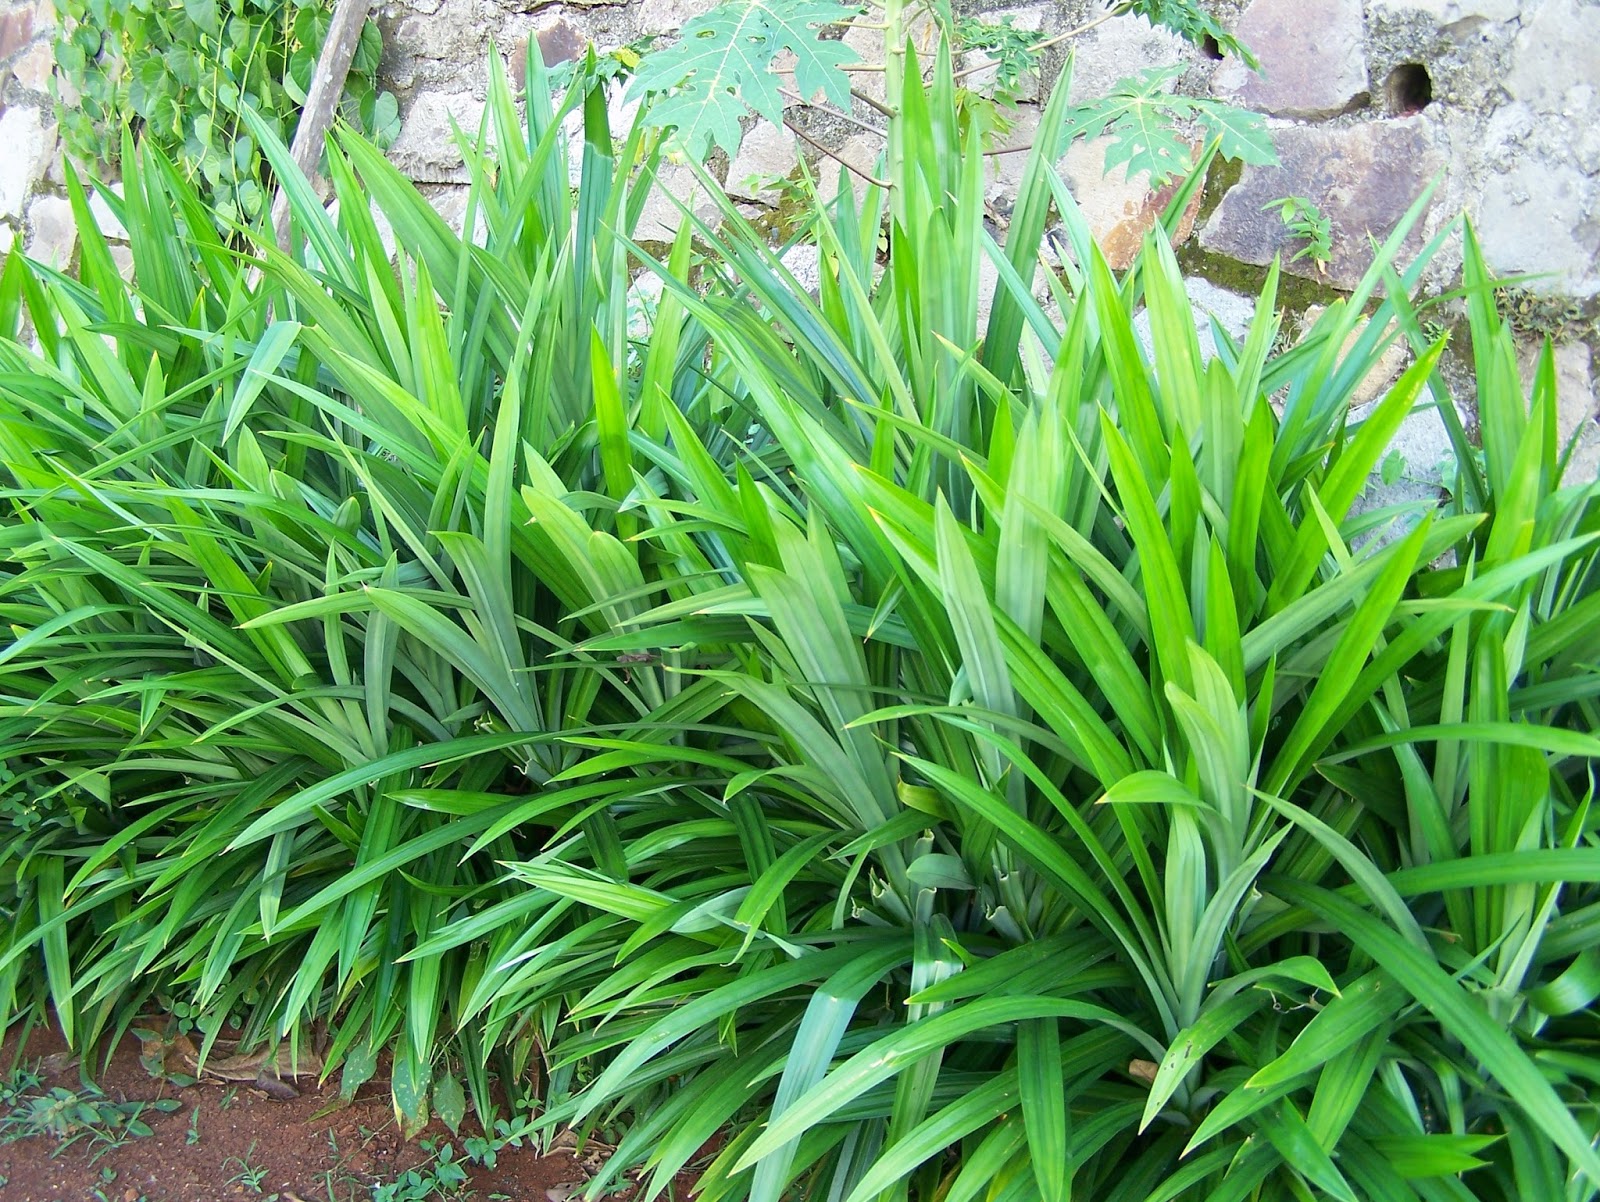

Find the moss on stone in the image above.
[
  {"left": 1174, "top": 241, "right": 1343, "bottom": 315},
  {"left": 1193, "top": 152, "right": 1245, "bottom": 227}
]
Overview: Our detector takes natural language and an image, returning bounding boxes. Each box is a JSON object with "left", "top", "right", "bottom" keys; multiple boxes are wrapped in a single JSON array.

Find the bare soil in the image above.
[{"left": 0, "top": 1025, "right": 605, "bottom": 1202}]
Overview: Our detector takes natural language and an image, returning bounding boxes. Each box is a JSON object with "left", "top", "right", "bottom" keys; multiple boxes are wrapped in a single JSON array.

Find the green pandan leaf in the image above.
[{"left": 630, "top": 0, "right": 862, "bottom": 158}]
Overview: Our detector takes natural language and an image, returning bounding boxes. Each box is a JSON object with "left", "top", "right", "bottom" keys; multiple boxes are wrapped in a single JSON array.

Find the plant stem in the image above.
[
  {"left": 779, "top": 87, "right": 886, "bottom": 136},
  {"left": 784, "top": 118, "right": 891, "bottom": 189},
  {"left": 850, "top": 86, "right": 897, "bottom": 119}
]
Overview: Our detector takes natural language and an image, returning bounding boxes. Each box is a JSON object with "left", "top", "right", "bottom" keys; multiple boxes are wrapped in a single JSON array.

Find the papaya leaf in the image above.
[
  {"left": 1063, "top": 66, "right": 1276, "bottom": 187},
  {"left": 630, "top": 0, "right": 863, "bottom": 157}
]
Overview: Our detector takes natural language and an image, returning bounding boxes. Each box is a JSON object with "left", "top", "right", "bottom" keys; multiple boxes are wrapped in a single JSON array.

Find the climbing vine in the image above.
[{"left": 53, "top": 0, "right": 401, "bottom": 229}]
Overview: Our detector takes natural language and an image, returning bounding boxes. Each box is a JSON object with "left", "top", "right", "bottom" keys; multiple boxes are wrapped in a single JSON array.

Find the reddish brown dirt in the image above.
[{"left": 0, "top": 1025, "right": 603, "bottom": 1202}]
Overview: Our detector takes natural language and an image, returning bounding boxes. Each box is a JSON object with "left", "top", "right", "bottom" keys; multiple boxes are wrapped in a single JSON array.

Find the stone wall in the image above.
[
  {"left": 2, "top": 0, "right": 1596, "bottom": 475},
  {"left": 1, "top": 0, "right": 76, "bottom": 267}
]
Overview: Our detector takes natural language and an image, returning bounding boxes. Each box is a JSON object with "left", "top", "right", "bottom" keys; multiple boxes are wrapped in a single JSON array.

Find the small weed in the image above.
[
  {"left": 320, "top": 1129, "right": 371, "bottom": 1202},
  {"left": 0, "top": 1074, "right": 180, "bottom": 1162},
  {"left": 222, "top": 1139, "right": 275, "bottom": 1196},
  {"left": 89, "top": 1165, "right": 148, "bottom": 1202},
  {"left": 220, "top": 1084, "right": 239, "bottom": 1110},
  {"left": 954, "top": 14, "right": 1046, "bottom": 98},
  {"left": 1380, "top": 449, "right": 1408, "bottom": 486},
  {"left": 186, "top": 1103, "right": 202, "bottom": 1145},
  {"left": 371, "top": 1139, "right": 471, "bottom": 1202},
  {"left": 0, "top": 1062, "right": 43, "bottom": 1106},
  {"left": 1263, "top": 195, "right": 1333, "bottom": 273}
]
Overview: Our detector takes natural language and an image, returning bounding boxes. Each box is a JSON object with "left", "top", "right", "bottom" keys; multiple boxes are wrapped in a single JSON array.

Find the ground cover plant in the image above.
[
  {"left": 52, "top": 0, "right": 400, "bottom": 229},
  {"left": 2, "top": 25, "right": 1600, "bottom": 1202}
]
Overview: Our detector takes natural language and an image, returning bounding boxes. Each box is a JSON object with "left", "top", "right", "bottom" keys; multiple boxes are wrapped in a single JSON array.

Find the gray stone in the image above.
[
  {"left": 976, "top": 251, "right": 1002, "bottom": 332},
  {"left": 1133, "top": 276, "right": 1256, "bottom": 364},
  {"left": 727, "top": 122, "right": 800, "bottom": 201},
  {"left": 387, "top": 0, "right": 497, "bottom": 94},
  {"left": 633, "top": 164, "right": 718, "bottom": 242},
  {"left": 1554, "top": 341, "right": 1599, "bottom": 485},
  {"left": 25, "top": 193, "right": 75, "bottom": 268},
  {"left": 1576, "top": 125, "right": 1600, "bottom": 177},
  {"left": 88, "top": 187, "right": 125, "bottom": 241},
  {"left": 1213, "top": 0, "right": 1368, "bottom": 120},
  {"left": 1066, "top": 12, "right": 1187, "bottom": 106},
  {"left": 1392, "top": 0, "right": 1520, "bottom": 21},
  {"left": 109, "top": 242, "right": 134, "bottom": 281},
  {"left": 780, "top": 243, "right": 822, "bottom": 295},
  {"left": 833, "top": 133, "right": 887, "bottom": 206},
  {"left": 1057, "top": 134, "right": 1203, "bottom": 271},
  {"left": 841, "top": 23, "right": 886, "bottom": 105},
  {"left": 1347, "top": 375, "right": 1456, "bottom": 541},
  {"left": 636, "top": 0, "right": 717, "bottom": 33},
  {"left": 419, "top": 184, "right": 485, "bottom": 246},
  {"left": 0, "top": 5, "right": 34, "bottom": 59},
  {"left": 13, "top": 39, "right": 51, "bottom": 90},
  {"left": 0, "top": 105, "right": 49, "bottom": 219},
  {"left": 537, "top": 18, "right": 588, "bottom": 66},
  {"left": 626, "top": 271, "right": 665, "bottom": 343},
  {"left": 1477, "top": 158, "right": 1599, "bottom": 296},
  {"left": 842, "top": 10, "right": 939, "bottom": 107},
  {"left": 510, "top": 20, "right": 590, "bottom": 80},
  {"left": 1357, "top": 388, "right": 1452, "bottom": 479},
  {"left": 1199, "top": 119, "right": 1444, "bottom": 290},
  {"left": 1504, "top": 0, "right": 1600, "bottom": 115},
  {"left": 388, "top": 92, "right": 487, "bottom": 185},
  {"left": 984, "top": 104, "right": 1040, "bottom": 212}
]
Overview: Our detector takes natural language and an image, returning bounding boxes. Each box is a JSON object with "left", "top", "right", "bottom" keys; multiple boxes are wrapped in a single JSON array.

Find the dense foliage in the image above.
[
  {"left": 53, "top": 0, "right": 399, "bottom": 228},
  {"left": 3, "top": 34, "right": 1600, "bottom": 1202},
  {"left": 630, "top": 0, "right": 1274, "bottom": 183}
]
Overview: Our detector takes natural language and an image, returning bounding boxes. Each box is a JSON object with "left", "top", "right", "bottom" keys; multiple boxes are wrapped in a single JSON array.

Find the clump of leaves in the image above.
[
  {"left": 629, "top": 0, "right": 1271, "bottom": 189},
  {"left": 1264, "top": 194, "right": 1333, "bottom": 271},
  {"left": 0, "top": 1079, "right": 180, "bottom": 1160},
  {"left": 550, "top": 34, "right": 658, "bottom": 92},
  {"left": 1064, "top": 64, "right": 1276, "bottom": 184},
  {"left": 954, "top": 14, "right": 1047, "bottom": 98},
  {"left": 1494, "top": 285, "right": 1600, "bottom": 344},
  {"left": 629, "top": 0, "right": 862, "bottom": 157},
  {"left": 52, "top": 0, "right": 400, "bottom": 230},
  {"left": 372, "top": 1140, "right": 470, "bottom": 1202},
  {"left": 1122, "top": 0, "right": 1259, "bottom": 67}
]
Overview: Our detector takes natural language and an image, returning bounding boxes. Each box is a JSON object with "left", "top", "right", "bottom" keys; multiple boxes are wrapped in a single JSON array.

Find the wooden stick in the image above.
[{"left": 271, "top": 0, "right": 371, "bottom": 250}]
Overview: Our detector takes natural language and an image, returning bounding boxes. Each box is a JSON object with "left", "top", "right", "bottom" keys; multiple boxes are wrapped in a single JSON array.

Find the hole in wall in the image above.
[
  {"left": 1385, "top": 63, "right": 1434, "bottom": 114},
  {"left": 1200, "top": 34, "right": 1223, "bottom": 61}
]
